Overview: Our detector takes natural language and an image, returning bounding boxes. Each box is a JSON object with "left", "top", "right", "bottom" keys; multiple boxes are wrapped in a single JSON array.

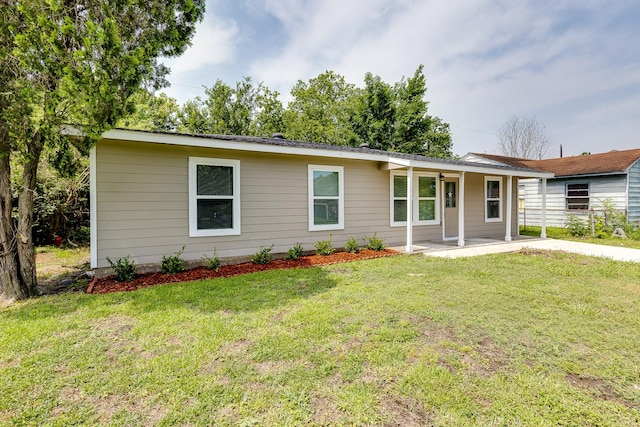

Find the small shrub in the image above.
[
  {"left": 364, "top": 232, "right": 386, "bottom": 251},
  {"left": 314, "top": 236, "right": 335, "bottom": 256},
  {"left": 344, "top": 236, "right": 359, "bottom": 253},
  {"left": 565, "top": 215, "right": 588, "bottom": 237},
  {"left": 285, "top": 243, "right": 304, "bottom": 261},
  {"left": 203, "top": 248, "right": 222, "bottom": 271},
  {"left": 106, "top": 255, "right": 137, "bottom": 282},
  {"left": 593, "top": 215, "right": 608, "bottom": 239},
  {"left": 161, "top": 246, "right": 186, "bottom": 274},
  {"left": 252, "top": 244, "right": 274, "bottom": 264},
  {"left": 70, "top": 226, "right": 91, "bottom": 245}
]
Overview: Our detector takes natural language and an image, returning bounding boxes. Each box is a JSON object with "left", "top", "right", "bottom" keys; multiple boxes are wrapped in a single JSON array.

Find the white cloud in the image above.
[
  {"left": 166, "top": 0, "right": 640, "bottom": 156},
  {"left": 164, "top": 17, "right": 239, "bottom": 74}
]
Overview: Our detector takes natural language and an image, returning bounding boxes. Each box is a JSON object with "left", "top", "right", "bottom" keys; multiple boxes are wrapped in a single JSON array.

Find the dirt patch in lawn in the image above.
[
  {"left": 566, "top": 373, "right": 637, "bottom": 409},
  {"left": 90, "top": 249, "right": 397, "bottom": 294}
]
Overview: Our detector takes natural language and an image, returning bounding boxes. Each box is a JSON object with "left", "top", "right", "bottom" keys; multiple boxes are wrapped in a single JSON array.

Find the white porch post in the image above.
[
  {"left": 541, "top": 177, "right": 547, "bottom": 238},
  {"left": 440, "top": 176, "right": 446, "bottom": 241},
  {"left": 505, "top": 175, "right": 512, "bottom": 242},
  {"left": 458, "top": 171, "right": 465, "bottom": 247},
  {"left": 406, "top": 167, "right": 414, "bottom": 252}
]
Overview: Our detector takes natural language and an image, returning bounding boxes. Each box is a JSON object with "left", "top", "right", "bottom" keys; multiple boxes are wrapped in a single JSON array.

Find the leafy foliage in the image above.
[
  {"left": 203, "top": 248, "right": 221, "bottom": 271},
  {"left": 565, "top": 215, "right": 589, "bottom": 237},
  {"left": 284, "top": 71, "right": 358, "bottom": 144},
  {"left": 364, "top": 233, "right": 386, "bottom": 251},
  {"left": 344, "top": 236, "right": 360, "bottom": 253},
  {"left": 106, "top": 256, "right": 137, "bottom": 282},
  {"left": 0, "top": 0, "right": 205, "bottom": 299},
  {"left": 314, "top": 236, "right": 335, "bottom": 256},
  {"left": 252, "top": 245, "right": 274, "bottom": 265},
  {"left": 161, "top": 246, "right": 186, "bottom": 274},
  {"left": 117, "top": 90, "right": 181, "bottom": 131},
  {"left": 285, "top": 243, "right": 305, "bottom": 261},
  {"left": 177, "top": 77, "right": 284, "bottom": 137}
]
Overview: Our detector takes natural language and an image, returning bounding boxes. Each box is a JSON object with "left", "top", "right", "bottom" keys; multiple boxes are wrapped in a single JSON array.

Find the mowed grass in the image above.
[
  {"left": 35, "top": 246, "right": 90, "bottom": 283},
  {"left": 2, "top": 251, "right": 639, "bottom": 426}
]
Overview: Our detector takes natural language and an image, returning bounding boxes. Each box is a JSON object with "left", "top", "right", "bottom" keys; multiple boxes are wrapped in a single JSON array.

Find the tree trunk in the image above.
[
  {"left": 15, "top": 136, "right": 43, "bottom": 297},
  {"left": 0, "top": 143, "right": 27, "bottom": 301}
]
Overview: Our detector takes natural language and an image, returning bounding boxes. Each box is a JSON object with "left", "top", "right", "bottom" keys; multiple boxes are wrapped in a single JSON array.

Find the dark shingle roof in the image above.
[
  {"left": 471, "top": 149, "right": 640, "bottom": 177},
  {"left": 115, "top": 128, "right": 546, "bottom": 174}
]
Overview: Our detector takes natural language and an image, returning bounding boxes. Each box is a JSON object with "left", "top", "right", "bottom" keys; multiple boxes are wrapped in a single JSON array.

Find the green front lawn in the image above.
[{"left": 2, "top": 252, "right": 639, "bottom": 425}]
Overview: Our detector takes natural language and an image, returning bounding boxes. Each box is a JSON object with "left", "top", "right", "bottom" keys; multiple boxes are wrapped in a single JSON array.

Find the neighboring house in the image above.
[
  {"left": 89, "top": 129, "right": 552, "bottom": 275},
  {"left": 463, "top": 149, "right": 640, "bottom": 227}
]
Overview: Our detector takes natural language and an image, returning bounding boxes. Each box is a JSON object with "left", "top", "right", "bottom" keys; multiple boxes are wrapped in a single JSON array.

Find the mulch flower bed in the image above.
[{"left": 88, "top": 249, "right": 398, "bottom": 294}]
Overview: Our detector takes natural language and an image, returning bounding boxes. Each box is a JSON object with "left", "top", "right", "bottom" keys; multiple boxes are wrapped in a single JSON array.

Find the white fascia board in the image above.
[
  {"left": 101, "top": 129, "right": 387, "bottom": 162},
  {"left": 404, "top": 158, "right": 554, "bottom": 179}
]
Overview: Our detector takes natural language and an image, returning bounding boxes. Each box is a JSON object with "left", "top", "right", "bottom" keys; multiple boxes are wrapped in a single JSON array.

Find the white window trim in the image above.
[
  {"left": 390, "top": 171, "right": 440, "bottom": 227},
  {"left": 189, "top": 157, "right": 241, "bottom": 237},
  {"left": 484, "top": 176, "right": 502, "bottom": 222},
  {"left": 308, "top": 165, "right": 344, "bottom": 231}
]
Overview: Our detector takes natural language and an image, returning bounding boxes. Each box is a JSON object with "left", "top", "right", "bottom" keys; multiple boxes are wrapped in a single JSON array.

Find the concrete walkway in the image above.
[{"left": 418, "top": 238, "right": 640, "bottom": 262}]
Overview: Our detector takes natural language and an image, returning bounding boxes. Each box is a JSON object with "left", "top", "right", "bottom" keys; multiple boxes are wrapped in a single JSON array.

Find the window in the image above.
[
  {"left": 485, "top": 177, "right": 502, "bottom": 222},
  {"left": 308, "top": 165, "right": 344, "bottom": 231},
  {"left": 189, "top": 157, "right": 240, "bottom": 237},
  {"left": 390, "top": 172, "right": 439, "bottom": 226},
  {"left": 445, "top": 181, "right": 456, "bottom": 208},
  {"left": 392, "top": 175, "right": 408, "bottom": 223},
  {"left": 417, "top": 176, "right": 437, "bottom": 222},
  {"left": 566, "top": 183, "right": 589, "bottom": 210}
]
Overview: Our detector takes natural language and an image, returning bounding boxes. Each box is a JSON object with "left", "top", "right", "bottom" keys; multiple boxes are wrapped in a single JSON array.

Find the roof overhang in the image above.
[{"left": 99, "top": 128, "right": 554, "bottom": 179}]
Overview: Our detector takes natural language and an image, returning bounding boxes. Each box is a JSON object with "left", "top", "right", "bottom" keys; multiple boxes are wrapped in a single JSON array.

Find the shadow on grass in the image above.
[
  {"left": 131, "top": 267, "right": 338, "bottom": 314},
  {"left": 2, "top": 266, "right": 339, "bottom": 321}
]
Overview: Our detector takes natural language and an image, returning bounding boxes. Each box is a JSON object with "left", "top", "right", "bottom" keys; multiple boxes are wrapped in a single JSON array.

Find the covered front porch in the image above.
[
  {"left": 391, "top": 235, "right": 544, "bottom": 255},
  {"left": 381, "top": 159, "right": 553, "bottom": 253}
]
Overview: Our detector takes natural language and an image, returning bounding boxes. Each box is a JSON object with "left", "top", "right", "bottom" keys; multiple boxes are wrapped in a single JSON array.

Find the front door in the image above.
[{"left": 444, "top": 178, "right": 459, "bottom": 239}]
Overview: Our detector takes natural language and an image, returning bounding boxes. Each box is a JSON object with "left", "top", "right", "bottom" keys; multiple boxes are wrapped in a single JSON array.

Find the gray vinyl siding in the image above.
[
  {"left": 627, "top": 160, "right": 640, "bottom": 224},
  {"left": 519, "top": 175, "right": 628, "bottom": 227},
  {"left": 95, "top": 139, "right": 521, "bottom": 268}
]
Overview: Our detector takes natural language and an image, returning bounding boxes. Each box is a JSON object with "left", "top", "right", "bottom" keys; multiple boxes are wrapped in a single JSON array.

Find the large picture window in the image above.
[
  {"left": 485, "top": 176, "right": 502, "bottom": 222},
  {"left": 390, "top": 172, "right": 439, "bottom": 226},
  {"left": 308, "top": 165, "right": 344, "bottom": 231},
  {"left": 566, "top": 183, "right": 589, "bottom": 210},
  {"left": 189, "top": 157, "right": 240, "bottom": 237}
]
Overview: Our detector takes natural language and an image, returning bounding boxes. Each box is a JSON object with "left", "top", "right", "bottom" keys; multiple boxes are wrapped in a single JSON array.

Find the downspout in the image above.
[
  {"left": 458, "top": 172, "right": 465, "bottom": 246},
  {"left": 406, "top": 166, "right": 414, "bottom": 252},
  {"left": 505, "top": 175, "right": 512, "bottom": 241},
  {"left": 541, "top": 177, "right": 547, "bottom": 238}
]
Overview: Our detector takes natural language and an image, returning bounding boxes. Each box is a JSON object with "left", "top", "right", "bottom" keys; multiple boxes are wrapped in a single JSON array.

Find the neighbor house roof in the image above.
[
  {"left": 96, "top": 128, "right": 553, "bottom": 178},
  {"left": 468, "top": 149, "right": 640, "bottom": 178}
]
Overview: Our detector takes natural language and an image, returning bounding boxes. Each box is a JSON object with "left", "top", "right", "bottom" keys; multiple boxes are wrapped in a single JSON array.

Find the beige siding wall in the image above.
[
  {"left": 463, "top": 174, "right": 518, "bottom": 238},
  {"left": 95, "top": 139, "right": 517, "bottom": 268}
]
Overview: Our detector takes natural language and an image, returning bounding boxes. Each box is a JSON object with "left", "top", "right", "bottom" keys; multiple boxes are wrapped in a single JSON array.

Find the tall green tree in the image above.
[
  {"left": 0, "top": 0, "right": 204, "bottom": 301},
  {"left": 349, "top": 65, "right": 452, "bottom": 157},
  {"left": 284, "top": 71, "right": 358, "bottom": 144},
  {"left": 392, "top": 65, "right": 452, "bottom": 157},
  {"left": 117, "top": 91, "right": 181, "bottom": 132},
  {"left": 350, "top": 73, "right": 396, "bottom": 151},
  {"left": 178, "top": 77, "right": 284, "bottom": 137}
]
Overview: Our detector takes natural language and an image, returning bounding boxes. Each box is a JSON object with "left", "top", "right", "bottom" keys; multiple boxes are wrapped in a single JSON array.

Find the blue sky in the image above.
[{"left": 162, "top": 0, "right": 640, "bottom": 158}]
